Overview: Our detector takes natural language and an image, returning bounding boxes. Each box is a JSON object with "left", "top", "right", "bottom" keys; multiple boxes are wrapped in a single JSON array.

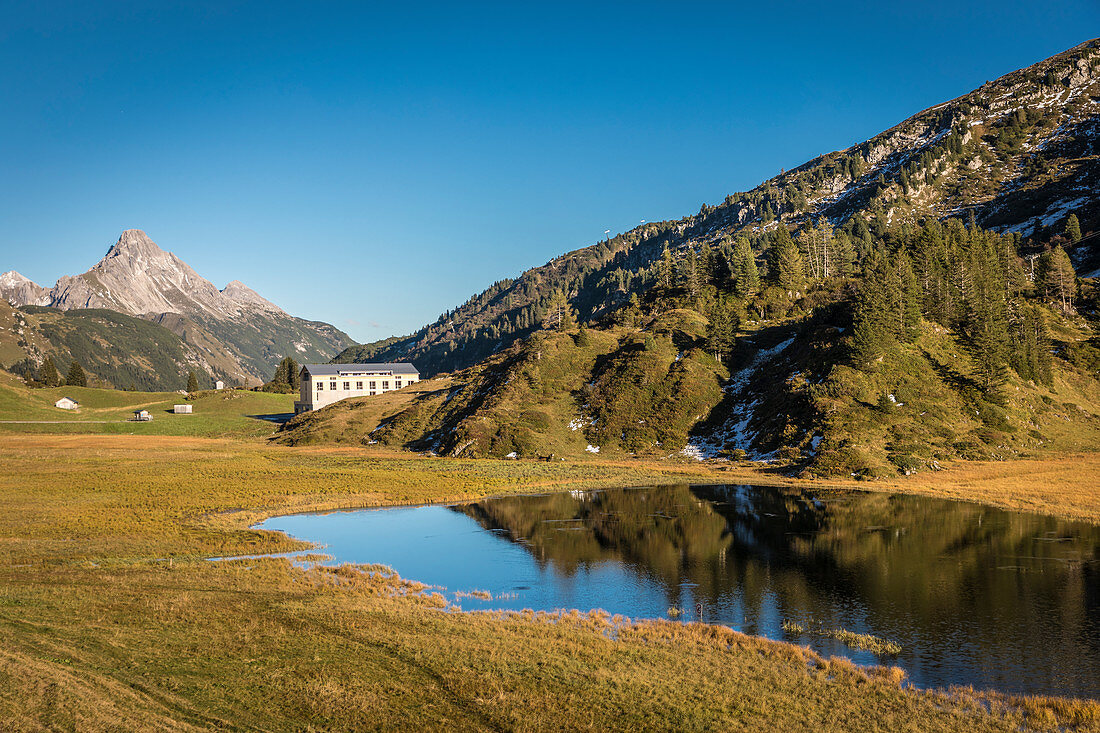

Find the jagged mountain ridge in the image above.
[
  {"left": 339, "top": 38, "right": 1100, "bottom": 377},
  {"left": 8, "top": 229, "right": 279, "bottom": 318},
  {"left": 1, "top": 230, "right": 353, "bottom": 385}
]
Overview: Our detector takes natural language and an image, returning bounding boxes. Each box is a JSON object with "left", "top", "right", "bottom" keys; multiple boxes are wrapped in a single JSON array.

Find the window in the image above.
[
  {"left": 382, "top": 381, "right": 390, "bottom": 390},
  {"left": 395, "top": 380, "right": 402, "bottom": 389},
  {"left": 316, "top": 382, "right": 323, "bottom": 391},
  {"left": 369, "top": 381, "right": 376, "bottom": 389},
  {"left": 343, "top": 381, "right": 350, "bottom": 390},
  {"left": 369, "top": 391, "right": 376, "bottom": 396},
  {"left": 356, "top": 381, "right": 363, "bottom": 390}
]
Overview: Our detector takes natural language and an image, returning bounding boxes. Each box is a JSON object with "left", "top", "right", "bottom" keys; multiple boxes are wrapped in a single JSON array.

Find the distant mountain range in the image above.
[
  {"left": 338, "top": 38, "right": 1100, "bottom": 377},
  {"left": 0, "top": 229, "right": 352, "bottom": 388}
]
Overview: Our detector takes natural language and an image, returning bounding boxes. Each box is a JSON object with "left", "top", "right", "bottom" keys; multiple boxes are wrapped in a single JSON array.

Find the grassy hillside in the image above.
[
  {"left": 282, "top": 219, "right": 1100, "bottom": 475},
  {"left": 282, "top": 317, "right": 733, "bottom": 458},
  {"left": 338, "top": 39, "right": 1100, "bottom": 378},
  {"left": 0, "top": 373, "right": 293, "bottom": 438},
  {"left": 0, "top": 301, "right": 244, "bottom": 391}
]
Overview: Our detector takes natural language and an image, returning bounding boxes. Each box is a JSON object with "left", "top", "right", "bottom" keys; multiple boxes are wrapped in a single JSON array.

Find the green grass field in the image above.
[{"left": 0, "top": 374, "right": 294, "bottom": 438}]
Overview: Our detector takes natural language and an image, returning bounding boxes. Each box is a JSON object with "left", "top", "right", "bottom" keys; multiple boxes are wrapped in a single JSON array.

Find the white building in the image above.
[
  {"left": 215, "top": 380, "right": 225, "bottom": 390},
  {"left": 54, "top": 397, "right": 78, "bottom": 410},
  {"left": 295, "top": 363, "right": 419, "bottom": 414},
  {"left": 173, "top": 404, "right": 193, "bottom": 414}
]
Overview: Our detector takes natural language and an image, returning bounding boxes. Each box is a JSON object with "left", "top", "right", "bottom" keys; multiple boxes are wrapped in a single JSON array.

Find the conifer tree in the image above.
[
  {"left": 574, "top": 323, "right": 591, "bottom": 348},
  {"left": 770, "top": 227, "right": 805, "bottom": 292},
  {"left": 680, "top": 247, "right": 701, "bottom": 295},
  {"left": 542, "top": 290, "right": 575, "bottom": 331},
  {"left": 560, "top": 301, "right": 577, "bottom": 331},
  {"left": 732, "top": 238, "right": 760, "bottom": 297},
  {"left": 699, "top": 241, "right": 716, "bottom": 287},
  {"left": 1009, "top": 304, "right": 1053, "bottom": 386},
  {"left": 830, "top": 231, "right": 857, "bottom": 278},
  {"left": 625, "top": 292, "right": 641, "bottom": 328},
  {"left": 288, "top": 358, "right": 300, "bottom": 389},
  {"left": 705, "top": 297, "right": 738, "bottom": 363},
  {"left": 1065, "top": 213, "right": 1082, "bottom": 244},
  {"left": 271, "top": 356, "right": 300, "bottom": 387},
  {"left": 186, "top": 371, "right": 198, "bottom": 393},
  {"left": 658, "top": 244, "right": 674, "bottom": 288},
  {"left": 849, "top": 256, "right": 891, "bottom": 365},
  {"left": 41, "top": 356, "right": 60, "bottom": 387},
  {"left": 850, "top": 284, "right": 887, "bottom": 366},
  {"left": 894, "top": 251, "right": 922, "bottom": 342},
  {"left": 66, "top": 360, "right": 87, "bottom": 388},
  {"left": 964, "top": 237, "right": 1010, "bottom": 395},
  {"left": 1038, "top": 245, "right": 1076, "bottom": 313}
]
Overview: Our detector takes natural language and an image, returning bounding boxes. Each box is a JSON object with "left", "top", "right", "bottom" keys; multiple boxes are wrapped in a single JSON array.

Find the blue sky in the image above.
[{"left": 1, "top": 2, "right": 1097, "bottom": 343}]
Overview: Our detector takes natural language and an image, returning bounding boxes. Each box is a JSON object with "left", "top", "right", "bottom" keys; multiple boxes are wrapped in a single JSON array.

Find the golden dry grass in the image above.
[
  {"left": 874, "top": 452, "right": 1100, "bottom": 523},
  {"left": 1, "top": 434, "right": 1098, "bottom": 731}
]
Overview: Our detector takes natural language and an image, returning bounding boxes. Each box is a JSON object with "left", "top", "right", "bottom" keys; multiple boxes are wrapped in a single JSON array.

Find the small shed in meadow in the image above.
[
  {"left": 54, "top": 397, "right": 78, "bottom": 410},
  {"left": 132, "top": 409, "right": 152, "bottom": 422},
  {"left": 215, "top": 380, "right": 225, "bottom": 390},
  {"left": 173, "top": 404, "right": 192, "bottom": 414}
]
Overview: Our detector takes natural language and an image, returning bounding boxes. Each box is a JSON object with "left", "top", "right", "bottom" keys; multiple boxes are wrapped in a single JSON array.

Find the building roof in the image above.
[{"left": 301, "top": 362, "right": 419, "bottom": 376}]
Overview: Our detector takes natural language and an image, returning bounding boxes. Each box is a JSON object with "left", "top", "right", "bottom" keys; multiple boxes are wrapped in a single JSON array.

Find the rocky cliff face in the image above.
[{"left": 1, "top": 230, "right": 353, "bottom": 384}]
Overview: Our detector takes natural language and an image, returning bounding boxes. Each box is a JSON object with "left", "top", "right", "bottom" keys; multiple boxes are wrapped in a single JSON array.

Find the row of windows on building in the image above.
[{"left": 316, "top": 378, "right": 403, "bottom": 393}]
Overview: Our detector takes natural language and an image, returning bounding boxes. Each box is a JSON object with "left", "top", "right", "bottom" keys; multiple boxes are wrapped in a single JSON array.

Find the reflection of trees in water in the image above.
[
  {"left": 453, "top": 485, "right": 1100, "bottom": 671},
  {"left": 458, "top": 485, "right": 733, "bottom": 599}
]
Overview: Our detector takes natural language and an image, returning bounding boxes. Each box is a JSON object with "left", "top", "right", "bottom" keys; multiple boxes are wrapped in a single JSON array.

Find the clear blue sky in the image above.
[{"left": 1, "top": 2, "right": 1096, "bottom": 343}]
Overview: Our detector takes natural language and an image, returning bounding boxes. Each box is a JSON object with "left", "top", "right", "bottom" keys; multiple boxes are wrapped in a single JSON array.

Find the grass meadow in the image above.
[{"left": 1, "top": 429, "right": 1099, "bottom": 730}]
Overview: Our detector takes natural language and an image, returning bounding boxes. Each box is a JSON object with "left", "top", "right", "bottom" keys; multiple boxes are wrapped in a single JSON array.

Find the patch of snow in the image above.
[
  {"left": 568, "top": 418, "right": 585, "bottom": 431},
  {"left": 505, "top": 451, "right": 518, "bottom": 459},
  {"left": 680, "top": 444, "right": 705, "bottom": 461},
  {"left": 585, "top": 444, "right": 600, "bottom": 454},
  {"left": 681, "top": 335, "right": 796, "bottom": 460}
]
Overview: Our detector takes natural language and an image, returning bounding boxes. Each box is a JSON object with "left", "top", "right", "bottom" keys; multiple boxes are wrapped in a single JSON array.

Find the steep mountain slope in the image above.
[
  {"left": 1, "top": 230, "right": 353, "bottom": 384},
  {"left": 338, "top": 38, "right": 1100, "bottom": 378},
  {"left": 290, "top": 40, "right": 1100, "bottom": 474},
  {"left": 0, "top": 300, "right": 240, "bottom": 390}
]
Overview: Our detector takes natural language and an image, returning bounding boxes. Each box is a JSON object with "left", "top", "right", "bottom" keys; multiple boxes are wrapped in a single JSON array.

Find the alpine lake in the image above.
[{"left": 250, "top": 484, "right": 1100, "bottom": 699}]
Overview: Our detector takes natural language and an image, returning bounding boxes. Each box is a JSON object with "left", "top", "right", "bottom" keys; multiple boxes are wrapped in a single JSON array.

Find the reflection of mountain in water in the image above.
[{"left": 453, "top": 484, "right": 1100, "bottom": 697}]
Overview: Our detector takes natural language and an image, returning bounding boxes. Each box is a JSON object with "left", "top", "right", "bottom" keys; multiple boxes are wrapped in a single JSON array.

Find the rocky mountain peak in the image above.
[
  {"left": 0, "top": 270, "right": 38, "bottom": 288},
  {"left": 100, "top": 229, "right": 177, "bottom": 268},
  {"left": 221, "top": 280, "right": 283, "bottom": 313},
  {"left": 0, "top": 270, "right": 49, "bottom": 306}
]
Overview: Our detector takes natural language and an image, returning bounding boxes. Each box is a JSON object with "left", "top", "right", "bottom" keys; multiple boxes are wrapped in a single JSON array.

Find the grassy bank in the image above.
[{"left": 2, "top": 434, "right": 1099, "bottom": 730}]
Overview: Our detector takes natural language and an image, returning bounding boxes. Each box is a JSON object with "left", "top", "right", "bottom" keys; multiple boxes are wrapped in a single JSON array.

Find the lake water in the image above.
[{"left": 253, "top": 484, "right": 1100, "bottom": 699}]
